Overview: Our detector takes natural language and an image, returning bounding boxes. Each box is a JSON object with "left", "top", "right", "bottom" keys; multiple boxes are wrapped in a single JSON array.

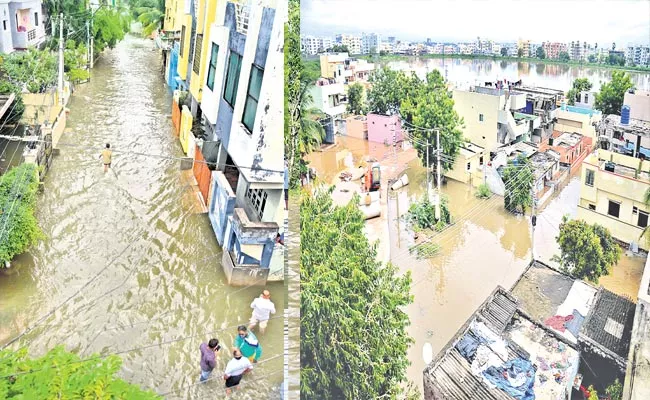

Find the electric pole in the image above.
[
  {"left": 531, "top": 184, "right": 536, "bottom": 263},
  {"left": 57, "top": 13, "right": 64, "bottom": 106},
  {"left": 86, "top": 20, "right": 90, "bottom": 69},
  {"left": 90, "top": 18, "right": 94, "bottom": 68},
  {"left": 435, "top": 128, "right": 441, "bottom": 220},
  {"left": 426, "top": 138, "right": 430, "bottom": 201}
]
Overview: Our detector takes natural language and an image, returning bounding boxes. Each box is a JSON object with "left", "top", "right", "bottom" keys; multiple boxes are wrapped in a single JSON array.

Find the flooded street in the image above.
[
  {"left": 307, "top": 137, "right": 647, "bottom": 393},
  {"left": 0, "top": 35, "right": 283, "bottom": 398}
]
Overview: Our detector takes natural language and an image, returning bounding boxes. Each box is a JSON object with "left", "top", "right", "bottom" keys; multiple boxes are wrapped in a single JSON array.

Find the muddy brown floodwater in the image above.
[
  {"left": 0, "top": 35, "right": 283, "bottom": 399},
  {"left": 307, "top": 136, "right": 647, "bottom": 394}
]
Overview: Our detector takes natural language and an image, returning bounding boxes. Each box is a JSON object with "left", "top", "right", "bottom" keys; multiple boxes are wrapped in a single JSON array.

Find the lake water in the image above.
[{"left": 386, "top": 57, "right": 650, "bottom": 92}]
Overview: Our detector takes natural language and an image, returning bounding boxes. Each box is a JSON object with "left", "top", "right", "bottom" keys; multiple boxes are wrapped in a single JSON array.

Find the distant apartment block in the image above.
[
  {"left": 301, "top": 35, "right": 334, "bottom": 55},
  {"left": 569, "top": 41, "right": 588, "bottom": 62},
  {"left": 319, "top": 52, "right": 374, "bottom": 84},
  {"left": 361, "top": 32, "right": 379, "bottom": 54},
  {"left": 626, "top": 45, "right": 650, "bottom": 67},
  {"left": 542, "top": 41, "right": 568, "bottom": 59},
  {"left": 517, "top": 38, "right": 531, "bottom": 57},
  {"left": 340, "top": 34, "right": 361, "bottom": 54}
]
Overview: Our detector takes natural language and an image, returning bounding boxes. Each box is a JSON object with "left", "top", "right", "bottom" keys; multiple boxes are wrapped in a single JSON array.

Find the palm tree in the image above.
[
  {"left": 298, "top": 82, "right": 326, "bottom": 154},
  {"left": 133, "top": 0, "right": 164, "bottom": 37}
]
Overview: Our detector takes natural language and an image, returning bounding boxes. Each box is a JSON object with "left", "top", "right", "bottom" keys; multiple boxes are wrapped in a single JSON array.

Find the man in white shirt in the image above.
[
  {"left": 223, "top": 349, "right": 253, "bottom": 393},
  {"left": 249, "top": 289, "right": 276, "bottom": 334}
]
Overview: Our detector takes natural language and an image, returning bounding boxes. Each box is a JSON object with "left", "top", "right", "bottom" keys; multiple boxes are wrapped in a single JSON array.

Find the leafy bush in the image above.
[
  {"left": 606, "top": 378, "right": 623, "bottom": 400},
  {"left": 475, "top": 183, "right": 491, "bottom": 199},
  {"left": 0, "top": 164, "right": 43, "bottom": 265},
  {"left": 0, "top": 49, "right": 57, "bottom": 93},
  {"left": 405, "top": 196, "right": 452, "bottom": 231},
  {"left": 0, "top": 81, "right": 24, "bottom": 125},
  {"left": 0, "top": 346, "right": 160, "bottom": 399}
]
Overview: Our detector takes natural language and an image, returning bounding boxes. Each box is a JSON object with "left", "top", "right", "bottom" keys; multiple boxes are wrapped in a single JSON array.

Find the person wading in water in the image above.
[{"left": 100, "top": 143, "right": 112, "bottom": 173}]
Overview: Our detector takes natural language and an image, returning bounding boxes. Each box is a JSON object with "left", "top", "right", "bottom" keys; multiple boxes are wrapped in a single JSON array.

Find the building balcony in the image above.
[{"left": 12, "top": 26, "right": 45, "bottom": 49}]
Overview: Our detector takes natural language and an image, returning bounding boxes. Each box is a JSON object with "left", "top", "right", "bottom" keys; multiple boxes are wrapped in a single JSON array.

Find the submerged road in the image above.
[{"left": 0, "top": 35, "right": 283, "bottom": 399}]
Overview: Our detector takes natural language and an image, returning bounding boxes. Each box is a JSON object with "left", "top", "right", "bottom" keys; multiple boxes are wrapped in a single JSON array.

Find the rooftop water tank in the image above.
[{"left": 621, "top": 105, "right": 630, "bottom": 125}]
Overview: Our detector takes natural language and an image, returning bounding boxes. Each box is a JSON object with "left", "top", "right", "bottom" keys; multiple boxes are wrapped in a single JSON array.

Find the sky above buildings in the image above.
[{"left": 301, "top": 0, "right": 650, "bottom": 45}]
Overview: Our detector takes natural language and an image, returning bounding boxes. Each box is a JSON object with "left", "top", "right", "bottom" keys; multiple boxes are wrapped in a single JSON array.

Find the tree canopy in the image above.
[
  {"left": 346, "top": 82, "right": 365, "bottom": 115},
  {"left": 594, "top": 70, "right": 634, "bottom": 115},
  {"left": 300, "top": 190, "right": 416, "bottom": 399},
  {"left": 502, "top": 155, "right": 534, "bottom": 214},
  {"left": 500, "top": 47, "right": 508, "bottom": 57},
  {"left": 328, "top": 44, "right": 349, "bottom": 53},
  {"left": 0, "top": 346, "right": 160, "bottom": 399},
  {"left": 0, "top": 164, "right": 42, "bottom": 265},
  {"left": 559, "top": 51, "right": 570, "bottom": 62},
  {"left": 536, "top": 46, "right": 546, "bottom": 59},
  {"left": 553, "top": 217, "right": 621, "bottom": 283},
  {"left": 566, "top": 78, "right": 593, "bottom": 105},
  {"left": 0, "top": 49, "right": 57, "bottom": 94}
]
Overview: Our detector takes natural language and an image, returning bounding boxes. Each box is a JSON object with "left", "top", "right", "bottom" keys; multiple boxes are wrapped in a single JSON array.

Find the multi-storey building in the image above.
[
  {"left": 341, "top": 34, "right": 362, "bottom": 54},
  {"left": 517, "top": 38, "right": 531, "bottom": 57},
  {"left": 569, "top": 41, "right": 588, "bottom": 62},
  {"left": 319, "top": 52, "right": 374, "bottom": 84},
  {"left": 542, "top": 42, "right": 567, "bottom": 59},
  {"left": 163, "top": 0, "right": 186, "bottom": 32},
  {"left": 193, "top": 0, "right": 285, "bottom": 285},
  {"left": 0, "top": 0, "right": 47, "bottom": 53},
  {"left": 626, "top": 45, "right": 650, "bottom": 67},
  {"left": 361, "top": 32, "right": 379, "bottom": 54},
  {"left": 301, "top": 35, "right": 321, "bottom": 55}
]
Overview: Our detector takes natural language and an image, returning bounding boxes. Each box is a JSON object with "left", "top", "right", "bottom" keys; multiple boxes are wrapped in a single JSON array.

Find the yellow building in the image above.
[
  {"left": 176, "top": 14, "right": 193, "bottom": 82},
  {"left": 446, "top": 143, "right": 486, "bottom": 187},
  {"left": 164, "top": 0, "right": 185, "bottom": 32},
  {"left": 189, "top": 0, "right": 218, "bottom": 103},
  {"left": 577, "top": 149, "right": 649, "bottom": 249}
]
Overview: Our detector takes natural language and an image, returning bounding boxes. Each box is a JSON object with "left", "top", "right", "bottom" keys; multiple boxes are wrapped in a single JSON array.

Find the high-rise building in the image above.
[
  {"left": 361, "top": 33, "right": 380, "bottom": 54},
  {"left": 341, "top": 35, "right": 362, "bottom": 54},
  {"left": 626, "top": 45, "right": 650, "bottom": 66}
]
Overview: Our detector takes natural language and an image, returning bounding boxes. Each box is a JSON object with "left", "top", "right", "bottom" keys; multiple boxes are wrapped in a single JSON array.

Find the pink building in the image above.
[{"left": 367, "top": 113, "right": 403, "bottom": 144}]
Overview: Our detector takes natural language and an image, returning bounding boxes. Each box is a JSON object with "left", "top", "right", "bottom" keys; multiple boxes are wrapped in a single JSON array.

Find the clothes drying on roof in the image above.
[
  {"left": 564, "top": 309, "right": 585, "bottom": 337},
  {"left": 456, "top": 333, "right": 480, "bottom": 359},
  {"left": 544, "top": 314, "right": 574, "bottom": 332},
  {"left": 469, "top": 321, "right": 509, "bottom": 360},
  {"left": 482, "top": 358, "right": 536, "bottom": 400},
  {"left": 471, "top": 344, "right": 505, "bottom": 377}
]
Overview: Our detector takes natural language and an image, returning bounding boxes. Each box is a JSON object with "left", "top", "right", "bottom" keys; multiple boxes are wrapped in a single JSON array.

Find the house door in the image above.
[{"left": 193, "top": 145, "right": 211, "bottom": 205}]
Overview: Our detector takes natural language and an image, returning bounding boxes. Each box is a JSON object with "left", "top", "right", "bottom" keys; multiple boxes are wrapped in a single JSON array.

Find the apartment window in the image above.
[
  {"left": 607, "top": 200, "right": 620, "bottom": 218},
  {"left": 479, "top": 114, "right": 484, "bottom": 122},
  {"left": 479, "top": 156, "right": 484, "bottom": 166},
  {"left": 206, "top": 43, "right": 219, "bottom": 91},
  {"left": 583, "top": 93, "right": 588, "bottom": 103},
  {"left": 588, "top": 204, "right": 596, "bottom": 210},
  {"left": 34, "top": 12, "right": 38, "bottom": 26},
  {"left": 466, "top": 162, "right": 471, "bottom": 171},
  {"left": 2, "top": 20, "right": 6, "bottom": 31},
  {"left": 633, "top": 206, "right": 638, "bottom": 215},
  {"left": 192, "top": 34, "right": 203, "bottom": 75},
  {"left": 585, "top": 169, "right": 595, "bottom": 186},
  {"left": 639, "top": 211, "right": 649, "bottom": 228},
  {"left": 246, "top": 187, "right": 267, "bottom": 221},
  {"left": 242, "top": 65, "right": 264, "bottom": 133},
  {"left": 180, "top": 26, "right": 186, "bottom": 57},
  {"left": 223, "top": 51, "right": 243, "bottom": 107}
]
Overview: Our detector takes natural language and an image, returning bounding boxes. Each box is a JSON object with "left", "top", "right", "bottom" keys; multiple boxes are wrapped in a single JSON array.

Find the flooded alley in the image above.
[{"left": 0, "top": 35, "right": 283, "bottom": 398}]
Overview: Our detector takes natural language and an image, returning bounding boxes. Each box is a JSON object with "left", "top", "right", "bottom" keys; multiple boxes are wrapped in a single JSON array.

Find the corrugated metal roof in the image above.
[{"left": 580, "top": 288, "right": 635, "bottom": 359}]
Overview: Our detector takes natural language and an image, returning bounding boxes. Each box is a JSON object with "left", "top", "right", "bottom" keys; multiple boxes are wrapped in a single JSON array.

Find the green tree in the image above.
[
  {"left": 606, "top": 378, "right": 623, "bottom": 400},
  {"left": 594, "top": 70, "right": 634, "bottom": 115},
  {"left": 553, "top": 217, "right": 621, "bottom": 283},
  {"left": 329, "top": 44, "right": 349, "bottom": 53},
  {"left": 64, "top": 39, "right": 90, "bottom": 83},
  {"left": 500, "top": 47, "right": 508, "bottom": 57},
  {"left": 0, "top": 49, "right": 57, "bottom": 93},
  {"left": 367, "top": 67, "right": 419, "bottom": 116},
  {"left": 0, "top": 346, "right": 160, "bottom": 399},
  {"left": 559, "top": 51, "right": 570, "bottom": 62},
  {"left": 379, "top": 50, "right": 388, "bottom": 56},
  {"left": 536, "top": 46, "right": 546, "bottom": 59},
  {"left": 502, "top": 155, "right": 533, "bottom": 214},
  {"left": 517, "top": 48, "right": 524, "bottom": 58},
  {"left": 406, "top": 196, "right": 452, "bottom": 231},
  {"left": 0, "top": 164, "right": 42, "bottom": 265},
  {"left": 402, "top": 71, "right": 465, "bottom": 173},
  {"left": 566, "top": 78, "right": 593, "bottom": 105},
  {"left": 346, "top": 82, "right": 365, "bottom": 115},
  {"left": 588, "top": 54, "right": 597, "bottom": 63},
  {"left": 301, "top": 190, "right": 416, "bottom": 399},
  {"left": 131, "top": 0, "right": 164, "bottom": 36},
  {"left": 93, "top": 8, "right": 129, "bottom": 55},
  {"left": 0, "top": 81, "right": 24, "bottom": 125}
]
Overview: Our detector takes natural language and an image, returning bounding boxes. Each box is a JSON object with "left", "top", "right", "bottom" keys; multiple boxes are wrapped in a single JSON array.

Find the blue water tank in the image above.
[{"left": 621, "top": 105, "right": 631, "bottom": 125}]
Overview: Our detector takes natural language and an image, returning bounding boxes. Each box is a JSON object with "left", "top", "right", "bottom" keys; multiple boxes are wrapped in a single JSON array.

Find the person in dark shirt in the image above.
[{"left": 199, "top": 338, "right": 220, "bottom": 382}]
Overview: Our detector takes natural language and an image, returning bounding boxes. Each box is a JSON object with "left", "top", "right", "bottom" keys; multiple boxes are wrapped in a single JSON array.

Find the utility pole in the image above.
[
  {"left": 90, "top": 19, "right": 94, "bottom": 68},
  {"left": 86, "top": 20, "right": 90, "bottom": 69},
  {"left": 531, "top": 185, "right": 536, "bottom": 263},
  {"left": 57, "top": 13, "right": 64, "bottom": 106},
  {"left": 435, "top": 128, "right": 441, "bottom": 220},
  {"left": 426, "top": 138, "right": 430, "bottom": 201}
]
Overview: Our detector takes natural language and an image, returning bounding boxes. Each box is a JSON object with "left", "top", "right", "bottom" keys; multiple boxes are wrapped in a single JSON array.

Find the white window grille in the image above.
[
  {"left": 246, "top": 187, "right": 267, "bottom": 220},
  {"left": 234, "top": 0, "right": 251, "bottom": 35}
]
